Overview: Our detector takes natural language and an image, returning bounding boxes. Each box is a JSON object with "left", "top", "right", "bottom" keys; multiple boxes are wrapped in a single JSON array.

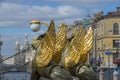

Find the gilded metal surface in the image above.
[
  {"left": 65, "top": 26, "right": 85, "bottom": 67},
  {"left": 64, "top": 27, "right": 93, "bottom": 68},
  {"left": 80, "top": 27, "right": 93, "bottom": 63},
  {"left": 52, "top": 23, "right": 67, "bottom": 63},
  {"left": 30, "top": 20, "right": 40, "bottom": 24},
  {"left": 36, "top": 20, "right": 56, "bottom": 67}
]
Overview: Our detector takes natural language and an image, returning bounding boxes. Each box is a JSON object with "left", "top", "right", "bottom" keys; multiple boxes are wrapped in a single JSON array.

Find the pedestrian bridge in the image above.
[{"left": 0, "top": 48, "right": 32, "bottom": 75}]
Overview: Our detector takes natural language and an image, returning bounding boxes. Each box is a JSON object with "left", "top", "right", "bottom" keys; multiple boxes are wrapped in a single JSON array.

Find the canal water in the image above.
[{"left": 0, "top": 71, "right": 30, "bottom": 80}]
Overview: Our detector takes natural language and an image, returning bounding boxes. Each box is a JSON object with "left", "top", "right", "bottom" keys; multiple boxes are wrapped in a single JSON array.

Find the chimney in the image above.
[
  {"left": 94, "top": 11, "right": 103, "bottom": 19},
  {"left": 116, "top": 7, "right": 120, "bottom": 12}
]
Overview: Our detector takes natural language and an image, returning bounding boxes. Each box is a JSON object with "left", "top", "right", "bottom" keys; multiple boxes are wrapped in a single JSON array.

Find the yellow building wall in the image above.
[{"left": 96, "top": 17, "right": 120, "bottom": 68}]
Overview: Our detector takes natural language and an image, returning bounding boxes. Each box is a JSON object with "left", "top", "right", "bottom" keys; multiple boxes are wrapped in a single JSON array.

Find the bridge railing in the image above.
[{"left": 0, "top": 47, "right": 33, "bottom": 74}]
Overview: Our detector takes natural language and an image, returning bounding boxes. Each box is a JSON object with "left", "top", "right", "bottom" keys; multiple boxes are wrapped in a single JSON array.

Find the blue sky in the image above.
[{"left": 0, "top": 0, "right": 120, "bottom": 56}]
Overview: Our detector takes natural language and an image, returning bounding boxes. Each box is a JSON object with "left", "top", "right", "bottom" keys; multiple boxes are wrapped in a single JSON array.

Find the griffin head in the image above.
[{"left": 31, "top": 33, "right": 45, "bottom": 50}]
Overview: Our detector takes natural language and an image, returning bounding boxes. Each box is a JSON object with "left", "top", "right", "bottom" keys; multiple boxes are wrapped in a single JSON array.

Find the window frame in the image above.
[{"left": 113, "top": 23, "right": 119, "bottom": 34}]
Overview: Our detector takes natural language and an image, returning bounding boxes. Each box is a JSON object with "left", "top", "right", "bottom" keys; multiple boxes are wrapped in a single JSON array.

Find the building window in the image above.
[
  {"left": 113, "top": 40, "right": 120, "bottom": 48},
  {"left": 113, "top": 52, "right": 118, "bottom": 59},
  {"left": 113, "top": 23, "right": 119, "bottom": 34}
]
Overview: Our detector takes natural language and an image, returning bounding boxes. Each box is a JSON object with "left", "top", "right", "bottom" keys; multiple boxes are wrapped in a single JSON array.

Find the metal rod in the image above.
[{"left": 108, "top": 55, "right": 110, "bottom": 80}]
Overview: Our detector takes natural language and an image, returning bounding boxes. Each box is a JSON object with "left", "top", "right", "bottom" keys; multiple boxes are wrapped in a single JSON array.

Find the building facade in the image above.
[
  {"left": 94, "top": 7, "right": 120, "bottom": 68},
  {"left": 14, "top": 34, "right": 35, "bottom": 65}
]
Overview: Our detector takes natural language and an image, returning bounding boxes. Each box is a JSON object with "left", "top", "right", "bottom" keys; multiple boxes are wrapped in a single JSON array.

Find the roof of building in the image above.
[{"left": 94, "top": 7, "right": 120, "bottom": 22}]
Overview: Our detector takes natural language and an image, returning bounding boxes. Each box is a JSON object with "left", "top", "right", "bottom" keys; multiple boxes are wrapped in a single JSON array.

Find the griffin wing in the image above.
[
  {"left": 36, "top": 20, "right": 56, "bottom": 67},
  {"left": 65, "top": 26, "right": 85, "bottom": 67},
  {"left": 80, "top": 27, "right": 93, "bottom": 63},
  {"left": 52, "top": 23, "right": 67, "bottom": 63}
]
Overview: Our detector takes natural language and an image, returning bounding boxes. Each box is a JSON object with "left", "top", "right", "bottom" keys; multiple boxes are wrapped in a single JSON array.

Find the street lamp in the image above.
[
  {"left": 0, "top": 34, "right": 3, "bottom": 80},
  {"left": 0, "top": 34, "right": 3, "bottom": 62},
  {"left": 30, "top": 20, "right": 49, "bottom": 32},
  {"left": 105, "top": 51, "right": 112, "bottom": 80}
]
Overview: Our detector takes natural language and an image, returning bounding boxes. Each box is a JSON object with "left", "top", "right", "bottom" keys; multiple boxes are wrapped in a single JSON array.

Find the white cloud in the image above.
[
  {"left": 0, "top": 2, "right": 86, "bottom": 27},
  {"left": 51, "top": 0, "right": 118, "bottom": 3},
  {"left": 0, "top": 0, "right": 119, "bottom": 57},
  {"left": 58, "top": 5, "right": 84, "bottom": 17},
  {"left": 0, "top": 0, "right": 119, "bottom": 27}
]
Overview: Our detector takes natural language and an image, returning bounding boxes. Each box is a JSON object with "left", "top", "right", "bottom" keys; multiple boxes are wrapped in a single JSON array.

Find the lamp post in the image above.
[
  {"left": 30, "top": 20, "right": 49, "bottom": 32},
  {"left": 105, "top": 51, "right": 112, "bottom": 80},
  {"left": 0, "top": 34, "right": 3, "bottom": 62},
  {"left": 115, "top": 40, "right": 120, "bottom": 68},
  {"left": 0, "top": 34, "right": 3, "bottom": 80},
  {"left": 89, "top": 23, "right": 97, "bottom": 68}
]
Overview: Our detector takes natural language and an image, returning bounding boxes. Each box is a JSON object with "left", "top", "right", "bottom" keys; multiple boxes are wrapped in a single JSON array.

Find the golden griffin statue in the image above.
[
  {"left": 31, "top": 20, "right": 67, "bottom": 67},
  {"left": 64, "top": 26, "right": 93, "bottom": 67},
  {"left": 30, "top": 19, "right": 97, "bottom": 80}
]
